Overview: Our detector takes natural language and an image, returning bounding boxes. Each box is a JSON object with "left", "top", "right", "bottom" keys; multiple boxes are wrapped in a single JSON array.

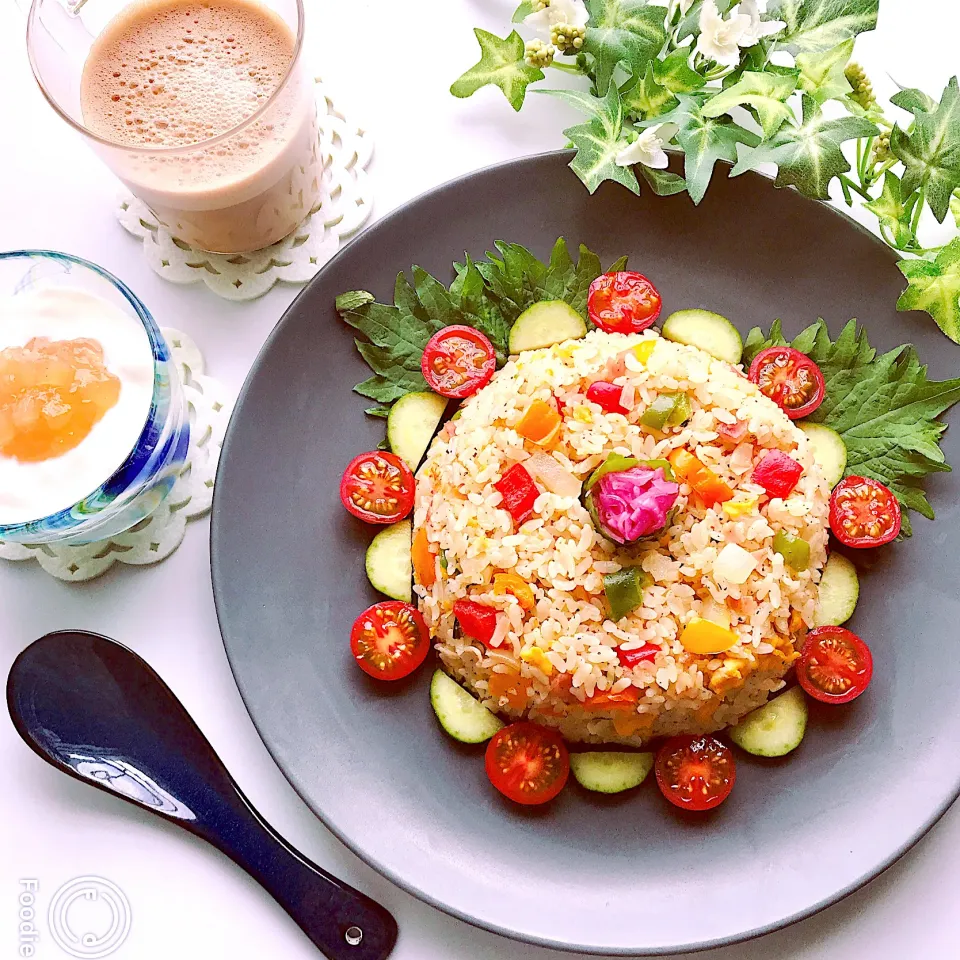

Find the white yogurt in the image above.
[{"left": 0, "top": 287, "right": 155, "bottom": 525}]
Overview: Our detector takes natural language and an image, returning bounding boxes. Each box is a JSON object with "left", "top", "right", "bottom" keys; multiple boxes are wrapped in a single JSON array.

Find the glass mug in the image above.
[
  {"left": 0, "top": 251, "right": 190, "bottom": 545},
  {"left": 27, "top": 0, "right": 322, "bottom": 254}
]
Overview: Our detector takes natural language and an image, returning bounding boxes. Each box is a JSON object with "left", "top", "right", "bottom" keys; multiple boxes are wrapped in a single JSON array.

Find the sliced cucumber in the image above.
[
  {"left": 365, "top": 520, "right": 412, "bottom": 602},
  {"left": 509, "top": 301, "right": 587, "bottom": 354},
  {"left": 388, "top": 391, "right": 447, "bottom": 469},
  {"left": 661, "top": 309, "right": 743, "bottom": 365},
  {"left": 799, "top": 422, "right": 847, "bottom": 489},
  {"left": 430, "top": 669, "right": 504, "bottom": 743},
  {"left": 814, "top": 552, "right": 859, "bottom": 627},
  {"left": 729, "top": 686, "right": 808, "bottom": 757},
  {"left": 570, "top": 751, "right": 655, "bottom": 794}
]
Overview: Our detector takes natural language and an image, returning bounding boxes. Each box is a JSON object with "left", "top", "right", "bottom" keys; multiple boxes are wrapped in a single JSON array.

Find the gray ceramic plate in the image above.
[{"left": 211, "top": 152, "right": 960, "bottom": 955}]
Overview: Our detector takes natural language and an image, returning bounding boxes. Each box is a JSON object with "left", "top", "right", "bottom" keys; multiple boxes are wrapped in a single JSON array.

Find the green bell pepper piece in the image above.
[
  {"left": 666, "top": 392, "right": 691, "bottom": 427},
  {"left": 773, "top": 529, "right": 810, "bottom": 571},
  {"left": 604, "top": 567, "right": 652, "bottom": 621},
  {"left": 639, "top": 394, "right": 677, "bottom": 430},
  {"left": 640, "top": 392, "right": 692, "bottom": 429}
]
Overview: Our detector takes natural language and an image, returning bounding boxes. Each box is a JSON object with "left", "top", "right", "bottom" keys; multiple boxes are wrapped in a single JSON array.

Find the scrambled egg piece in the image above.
[
  {"left": 520, "top": 646, "right": 553, "bottom": 676},
  {"left": 708, "top": 657, "right": 750, "bottom": 695}
]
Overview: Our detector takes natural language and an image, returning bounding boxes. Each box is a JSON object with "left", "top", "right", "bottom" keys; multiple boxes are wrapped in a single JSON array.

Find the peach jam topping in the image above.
[{"left": 0, "top": 337, "right": 121, "bottom": 462}]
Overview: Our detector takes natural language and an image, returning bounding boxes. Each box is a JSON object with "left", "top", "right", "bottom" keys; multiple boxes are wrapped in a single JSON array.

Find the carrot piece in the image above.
[
  {"left": 412, "top": 525, "right": 436, "bottom": 588},
  {"left": 612, "top": 710, "right": 653, "bottom": 737},
  {"left": 488, "top": 671, "right": 530, "bottom": 710},
  {"left": 515, "top": 398, "right": 562, "bottom": 446},
  {"left": 582, "top": 687, "right": 640, "bottom": 712}
]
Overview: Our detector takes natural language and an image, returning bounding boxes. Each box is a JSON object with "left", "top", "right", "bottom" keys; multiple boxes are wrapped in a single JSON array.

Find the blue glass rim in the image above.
[{"left": 0, "top": 249, "right": 171, "bottom": 537}]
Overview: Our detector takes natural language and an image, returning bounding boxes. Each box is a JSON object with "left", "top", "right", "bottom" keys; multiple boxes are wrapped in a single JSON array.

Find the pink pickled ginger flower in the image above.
[{"left": 595, "top": 466, "right": 679, "bottom": 544}]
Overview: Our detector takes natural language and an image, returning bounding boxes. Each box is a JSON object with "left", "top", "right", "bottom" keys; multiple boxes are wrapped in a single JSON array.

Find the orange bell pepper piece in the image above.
[
  {"left": 668, "top": 448, "right": 733, "bottom": 506},
  {"left": 515, "top": 399, "right": 562, "bottom": 446},
  {"left": 412, "top": 525, "right": 436, "bottom": 588},
  {"left": 493, "top": 572, "right": 536, "bottom": 611}
]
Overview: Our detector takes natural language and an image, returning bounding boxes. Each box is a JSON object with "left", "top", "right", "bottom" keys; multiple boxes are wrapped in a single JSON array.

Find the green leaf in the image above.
[
  {"left": 896, "top": 239, "right": 960, "bottom": 344},
  {"left": 365, "top": 405, "right": 391, "bottom": 418},
  {"left": 639, "top": 165, "right": 688, "bottom": 196},
  {"left": 731, "top": 94, "right": 877, "bottom": 200},
  {"left": 890, "top": 86, "right": 937, "bottom": 116},
  {"left": 951, "top": 192, "right": 960, "bottom": 228},
  {"left": 768, "top": 0, "right": 879, "bottom": 54},
  {"left": 701, "top": 71, "right": 798, "bottom": 138},
  {"left": 863, "top": 171, "right": 915, "bottom": 248},
  {"left": 654, "top": 48, "right": 706, "bottom": 95},
  {"left": 335, "top": 290, "right": 375, "bottom": 312},
  {"left": 583, "top": 0, "right": 669, "bottom": 96},
  {"left": 450, "top": 29, "right": 543, "bottom": 111},
  {"left": 795, "top": 38, "right": 854, "bottom": 104},
  {"left": 741, "top": 318, "right": 960, "bottom": 531},
  {"left": 889, "top": 76, "right": 960, "bottom": 224},
  {"left": 512, "top": 0, "right": 536, "bottom": 22},
  {"left": 621, "top": 63, "right": 678, "bottom": 121},
  {"left": 564, "top": 85, "right": 641, "bottom": 194},
  {"left": 657, "top": 95, "right": 760, "bottom": 204}
]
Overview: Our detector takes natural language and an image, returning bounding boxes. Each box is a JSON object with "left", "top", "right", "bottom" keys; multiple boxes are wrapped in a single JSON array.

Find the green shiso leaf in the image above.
[{"left": 339, "top": 240, "right": 626, "bottom": 406}]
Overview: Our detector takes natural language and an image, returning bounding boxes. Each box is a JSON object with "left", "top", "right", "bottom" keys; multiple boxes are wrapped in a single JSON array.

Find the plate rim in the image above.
[{"left": 210, "top": 148, "right": 960, "bottom": 956}]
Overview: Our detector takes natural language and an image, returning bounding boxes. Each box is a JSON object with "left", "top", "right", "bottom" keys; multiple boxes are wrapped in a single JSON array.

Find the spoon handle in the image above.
[{"left": 199, "top": 790, "right": 397, "bottom": 960}]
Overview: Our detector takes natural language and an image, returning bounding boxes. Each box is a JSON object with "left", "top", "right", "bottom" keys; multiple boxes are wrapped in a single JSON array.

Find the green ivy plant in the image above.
[{"left": 452, "top": 0, "right": 960, "bottom": 343}]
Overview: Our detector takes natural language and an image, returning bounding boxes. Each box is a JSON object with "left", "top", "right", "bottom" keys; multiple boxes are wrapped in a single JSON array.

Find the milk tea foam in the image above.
[{"left": 81, "top": 0, "right": 321, "bottom": 253}]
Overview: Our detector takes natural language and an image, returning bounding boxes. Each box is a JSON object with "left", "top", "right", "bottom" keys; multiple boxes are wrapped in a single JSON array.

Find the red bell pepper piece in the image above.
[
  {"left": 753, "top": 449, "right": 804, "bottom": 499},
  {"left": 453, "top": 599, "right": 498, "bottom": 646},
  {"left": 494, "top": 463, "right": 539, "bottom": 525},
  {"left": 617, "top": 644, "right": 660, "bottom": 669},
  {"left": 586, "top": 381, "right": 629, "bottom": 415}
]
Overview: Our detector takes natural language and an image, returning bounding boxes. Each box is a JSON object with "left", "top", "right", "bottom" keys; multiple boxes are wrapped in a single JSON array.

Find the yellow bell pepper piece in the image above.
[
  {"left": 722, "top": 496, "right": 760, "bottom": 520},
  {"left": 520, "top": 646, "right": 553, "bottom": 676},
  {"left": 680, "top": 617, "right": 739, "bottom": 655},
  {"left": 632, "top": 340, "right": 657, "bottom": 365},
  {"left": 493, "top": 573, "right": 536, "bottom": 611}
]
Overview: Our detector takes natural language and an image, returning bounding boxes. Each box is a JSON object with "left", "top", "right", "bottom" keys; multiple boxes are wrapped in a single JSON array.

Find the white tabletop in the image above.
[{"left": 2, "top": 2, "right": 958, "bottom": 958}]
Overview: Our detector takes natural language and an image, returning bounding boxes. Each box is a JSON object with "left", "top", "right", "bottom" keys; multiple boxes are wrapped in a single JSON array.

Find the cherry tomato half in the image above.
[
  {"left": 484, "top": 722, "right": 570, "bottom": 805},
  {"left": 798, "top": 626, "right": 873, "bottom": 704},
  {"left": 340, "top": 451, "right": 415, "bottom": 524},
  {"left": 350, "top": 600, "right": 430, "bottom": 681},
  {"left": 829, "top": 475, "right": 901, "bottom": 548},
  {"left": 588, "top": 272, "right": 662, "bottom": 334},
  {"left": 748, "top": 347, "right": 826, "bottom": 420},
  {"left": 421, "top": 325, "right": 496, "bottom": 399},
  {"left": 655, "top": 735, "right": 736, "bottom": 811}
]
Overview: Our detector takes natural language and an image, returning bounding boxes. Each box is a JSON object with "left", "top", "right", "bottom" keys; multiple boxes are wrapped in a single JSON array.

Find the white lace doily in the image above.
[
  {"left": 117, "top": 77, "right": 374, "bottom": 301},
  {"left": 0, "top": 329, "right": 232, "bottom": 582}
]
